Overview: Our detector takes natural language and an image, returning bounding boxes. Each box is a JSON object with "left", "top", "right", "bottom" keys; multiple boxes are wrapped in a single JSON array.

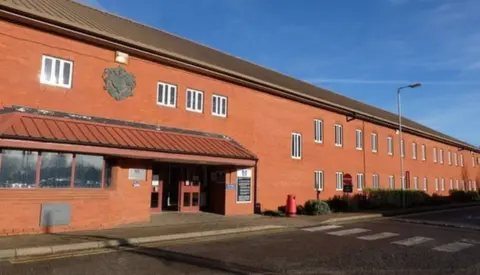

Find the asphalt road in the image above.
[
  {"left": 2, "top": 219, "right": 480, "bottom": 275},
  {"left": 397, "top": 205, "right": 480, "bottom": 227}
]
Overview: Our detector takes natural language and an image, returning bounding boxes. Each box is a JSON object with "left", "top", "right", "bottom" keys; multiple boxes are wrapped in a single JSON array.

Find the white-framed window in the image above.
[
  {"left": 413, "top": 176, "right": 418, "bottom": 190},
  {"left": 186, "top": 89, "right": 203, "bottom": 113},
  {"left": 449, "top": 179, "right": 453, "bottom": 190},
  {"left": 421, "top": 144, "right": 426, "bottom": 161},
  {"left": 435, "top": 178, "right": 439, "bottom": 191},
  {"left": 448, "top": 150, "right": 452, "bottom": 165},
  {"left": 314, "top": 171, "right": 324, "bottom": 191},
  {"left": 439, "top": 149, "right": 444, "bottom": 164},
  {"left": 412, "top": 143, "right": 417, "bottom": 160},
  {"left": 291, "top": 133, "right": 302, "bottom": 159},
  {"left": 334, "top": 124, "right": 343, "bottom": 147},
  {"left": 357, "top": 173, "right": 364, "bottom": 191},
  {"left": 389, "top": 175, "right": 395, "bottom": 189},
  {"left": 433, "top": 148, "right": 437, "bottom": 163},
  {"left": 336, "top": 172, "right": 344, "bottom": 191},
  {"left": 371, "top": 133, "right": 378, "bottom": 153},
  {"left": 460, "top": 154, "right": 464, "bottom": 167},
  {"left": 473, "top": 156, "right": 476, "bottom": 168},
  {"left": 461, "top": 180, "right": 465, "bottom": 190},
  {"left": 373, "top": 174, "right": 379, "bottom": 189},
  {"left": 401, "top": 176, "right": 406, "bottom": 190},
  {"left": 212, "top": 94, "right": 227, "bottom": 117},
  {"left": 455, "top": 179, "right": 459, "bottom": 189},
  {"left": 157, "top": 82, "right": 177, "bottom": 107},
  {"left": 468, "top": 180, "right": 472, "bottom": 191},
  {"left": 474, "top": 181, "right": 477, "bottom": 191},
  {"left": 355, "top": 129, "right": 363, "bottom": 150},
  {"left": 423, "top": 177, "right": 428, "bottom": 191},
  {"left": 314, "top": 119, "right": 323, "bottom": 143},
  {"left": 441, "top": 178, "right": 445, "bottom": 191},
  {"left": 387, "top": 137, "right": 393, "bottom": 155},
  {"left": 401, "top": 140, "right": 405, "bottom": 158},
  {"left": 454, "top": 152, "right": 458, "bottom": 166},
  {"left": 40, "top": 55, "right": 73, "bottom": 88}
]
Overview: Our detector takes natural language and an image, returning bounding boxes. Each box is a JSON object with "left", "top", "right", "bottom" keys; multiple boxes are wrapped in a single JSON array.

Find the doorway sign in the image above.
[
  {"left": 343, "top": 173, "right": 353, "bottom": 193},
  {"left": 236, "top": 169, "right": 252, "bottom": 203}
]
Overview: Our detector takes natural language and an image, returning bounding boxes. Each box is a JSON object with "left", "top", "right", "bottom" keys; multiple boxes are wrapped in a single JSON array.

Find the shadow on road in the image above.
[{"left": 51, "top": 233, "right": 274, "bottom": 275}]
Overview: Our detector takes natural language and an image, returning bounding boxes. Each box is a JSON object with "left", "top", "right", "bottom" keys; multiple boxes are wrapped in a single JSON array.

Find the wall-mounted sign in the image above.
[
  {"left": 103, "top": 66, "right": 136, "bottom": 101},
  {"left": 128, "top": 168, "right": 146, "bottom": 181},
  {"left": 236, "top": 169, "right": 252, "bottom": 203},
  {"left": 151, "top": 174, "right": 159, "bottom": 186},
  {"left": 132, "top": 181, "right": 140, "bottom": 188},
  {"left": 226, "top": 184, "right": 236, "bottom": 190}
]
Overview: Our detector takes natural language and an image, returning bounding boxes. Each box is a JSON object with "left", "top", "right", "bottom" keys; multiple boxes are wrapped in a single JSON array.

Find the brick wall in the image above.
[{"left": 0, "top": 20, "right": 478, "bottom": 218}]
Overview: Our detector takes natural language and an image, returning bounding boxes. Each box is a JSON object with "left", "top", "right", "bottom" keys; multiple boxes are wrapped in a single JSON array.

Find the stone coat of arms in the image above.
[{"left": 103, "top": 67, "right": 136, "bottom": 101}]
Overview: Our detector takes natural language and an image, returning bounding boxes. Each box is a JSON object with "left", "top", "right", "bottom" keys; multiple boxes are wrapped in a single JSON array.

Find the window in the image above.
[
  {"left": 0, "top": 150, "right": 38, "bottom": 188},
  {"left": 355, "top": 129, "right": 363, "bottom": 150},
  {"left": 461, "top": 180, "right": 465, "bottom": 190},
  {"left": 449, "top": 179, "right": 453, "bottom": 190},
  {"left": 421, "top": 144, "right": 426, "bottom": 161},
  {"left": 448, "top": 151, "right": 452, "bottom": 165},
  {"left": 40, "top": 152, "right": 73, "bottom": 188},
  {"left": 433, "top": 148, "right": 437, "bottom": 163},
  {"left": 389, "top": 175, "right": 395, "bottom": 189},
  {"left": 439, "top": 149, "right": 444, "bottom": 164},
  {"left": 357, "top": 173, "right": 364, "bottom": 191},
  {"left": 473, "top": 156, "right": 476, "bottom": 168},
  {"left": 314, "top": 171, "right": 324, "bottom": 191},
  {"left": 401, "top": 176, "right": 406, "bottom": 190},
  {"left": 468, "top": 180, "right": 472, "bottom": 191},
  {"left": 441, "top": 178, "right": 445, "bottom": 191},
  {"left": 454, "top": 152, "right": 458, "bottom": 166},
  {"left": 412, "top": 143, "right": 417, "bottom": 160},
  {"left": 212, "top": 94, "right": 228, "bottom": 117},
  {"left": 186, "top": 89, "right": 203, "bottom": 113},
  {"left": 40, "top": 55, "right": 73, "bottom": 88},
  {"left": 474, "top": 181, "right": 477, "bottom": 191},
  {"left": 423, "top": 177, "right": 428, "bottom": 191},
  {"left": 336, "top": 172, "right": 344, "bottom": 191},
  {"left": 456, "top": 179, "right": 459, "bottom": 190},
  {"left": 157, "top": 82, "right": 177, "bottom": 107},
  {"left": 387, "top": 137, "right": 393, "bottom": 155},
  {"left": 371, "top": 133, "right": 378, "bottom": 153},
  {"left": 413, "top": 176, "right": 418, "bottom": 190},
  {"left": 373, "top": 174, "right": 379, "bottom": 189},
  {"left": 401, "top": 140, "right": 405, "bottom": 158},
  {"left": 334, "top": 124, "right": 343, "bottom": 147},
  {"left": 291, "top": 133, "right": 302, "bottom": 159},
  {"left": 314, "top": 120, "right": 323, "bottom": 143},
  {"left": 460, "top": 154, "right": 464, "bottom": 167},
  {"left": 435, "top": 178, "right": 439, "bottom": 191},
  {"left": 74, "top": 154, "right": 103, "bottom": 188}
]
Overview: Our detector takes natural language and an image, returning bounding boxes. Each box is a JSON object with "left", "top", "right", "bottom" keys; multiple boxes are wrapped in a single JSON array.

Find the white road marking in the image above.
[
  {"left": 302, "top": 225, "right": 343, "bottom": 232},
  {"left": 357, "top": 232, "right": 399, "bottom": 241},
  {"left": 433, "top": 242, "right": 474, "bottom": 253},
  {"left": 392, "top": 236, "right": 434, "bottom": 246},
  {"left": 327, "top": 228, "right": 370, "bottom": 236}
]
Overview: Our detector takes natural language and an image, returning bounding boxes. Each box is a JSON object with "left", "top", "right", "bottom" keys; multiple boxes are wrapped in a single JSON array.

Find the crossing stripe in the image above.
[
  {"left": 327, "top": 228, "right": 370, "bottom": 236},
  {"left": 392, "top": 236, "right": 433, "bottom": 246},
  {"left": 433, "top": 242, "right": 474, "bottom": 253},
  {"left": 357, "top": 232, "right": 399, "bottom": 241},
  {"left": 302, "top": 225, "right": 343, "bottom": 232}
]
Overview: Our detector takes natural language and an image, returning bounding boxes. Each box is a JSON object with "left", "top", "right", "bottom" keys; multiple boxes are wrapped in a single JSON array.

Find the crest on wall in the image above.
[{"left": 102, "top": 67, "right": 136, "bottom": 101}]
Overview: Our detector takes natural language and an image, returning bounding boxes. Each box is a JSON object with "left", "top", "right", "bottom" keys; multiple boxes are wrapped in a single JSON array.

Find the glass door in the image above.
[{"left": 179, "top": 167, "right": 201, "bottom": 212}]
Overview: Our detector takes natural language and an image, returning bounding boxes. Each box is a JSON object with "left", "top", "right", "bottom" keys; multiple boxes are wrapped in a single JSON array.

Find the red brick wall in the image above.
[{"left": 0, "top": 20, "right": 479, "bottom": 219}]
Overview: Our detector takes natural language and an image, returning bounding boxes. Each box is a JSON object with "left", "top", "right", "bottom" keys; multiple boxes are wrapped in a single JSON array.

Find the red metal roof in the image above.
[{"left": 0, "top": 108, "right": 256, "bottom": 160}]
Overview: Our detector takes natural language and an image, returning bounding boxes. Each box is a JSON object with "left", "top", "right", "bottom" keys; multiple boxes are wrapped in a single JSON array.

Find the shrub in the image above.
[
  {"left": 303, "top": 200, "right": 331, "bottom": 215},
  {"left": 262, "top": 210, "right": 285, "bottom": 217},
  {"left": 326, "top": 195, "right": 349, "bottom": 212},
  {"left": 449, "top": 190, "right": 479, "bottom": 202}
]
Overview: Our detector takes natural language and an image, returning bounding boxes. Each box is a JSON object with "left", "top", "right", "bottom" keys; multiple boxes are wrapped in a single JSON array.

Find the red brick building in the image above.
[{"left": 0, "top": 0, "right": 478, "bottom": 235}]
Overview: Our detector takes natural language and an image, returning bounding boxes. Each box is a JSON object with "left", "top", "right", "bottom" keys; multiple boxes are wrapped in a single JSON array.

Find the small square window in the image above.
[
  {"left": 186, "top": 89, "right": 203, "bottom": 113},
  {"left": 212, "top": 95, "right": 227, "bottom": 117},
  {"left": 40, "top": 55, "right": 73, "bottom": 88},
  {"left": 157, "top": 82, "right": 177, "bottom": 107}
]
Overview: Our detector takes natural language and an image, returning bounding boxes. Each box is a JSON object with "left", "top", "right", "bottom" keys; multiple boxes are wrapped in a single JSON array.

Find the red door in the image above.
[{"left": 178, "top": 167, "right": 201, "bottom": 212}]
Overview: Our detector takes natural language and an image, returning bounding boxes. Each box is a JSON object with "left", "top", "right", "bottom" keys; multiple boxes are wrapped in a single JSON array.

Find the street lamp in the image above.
[{"left": 397, "top": 83, "right": 422, "bottom": 208}]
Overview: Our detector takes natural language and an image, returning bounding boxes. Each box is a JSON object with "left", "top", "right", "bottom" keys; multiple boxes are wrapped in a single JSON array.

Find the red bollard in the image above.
[{"left": 286, "top": 194, "right": 296, "bottom": 217}]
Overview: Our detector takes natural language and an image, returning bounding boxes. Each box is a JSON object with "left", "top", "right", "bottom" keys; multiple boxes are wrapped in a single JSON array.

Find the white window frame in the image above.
[
  {"left": 413, "top": 176, "right": 418, "bottom": 190},
  {"left": 461, "top": 180, "right": 465, "bottom": 190},
  {"left": 423, "top": 177, "right": 428, "bottom": 192},
  {"left": 314, "top": 119, "right": 323, "bottom": 143},
  {"left": 314, "top": 171, "right": 324, "bottom": 191},
  {"left": 371, "top": 133, "right": 378, "bottom": 153},
  {"left": 373, "top": 174, "right": 379, "bottom": 189},
  {"left": 441, "top": 178, "right": 445, "bottom": 191},
  {"left": 334, "top": 124, "right": 343, "bottom": 147},
  {"left": 357, "top": 173, "right": 364, "bottom": 191},
  {"left": 454, "top": 152, "right": 458, "bottom": 166},
  {"left": 448, "top": 150, "right": 452, "bottom": 165},
  {"left": 433, "top": 148, "right": 437, "bottom": 163},
  {"left": 460, "top": 154, "right": 464, "bottom": 167},
  {"left": 474, "top": 181, "right": 477, "bottom": 191},
  {"left": 336, "top": 172, "right": 344, "bottom": 191},
  {"left": 412, "top": 143, "right": 417, "bottom": 160},
  {"left": 401, "top": 140, "right": 405, "bottom": 158},
  {"left": 387, "top": 137, "right": 393, "bottom": 156},
  {"left": 435, "top": 178, "right": 439, "bottom": 191},
  {"left": 355, "top": 129, "right": 363, "bottom": 150},
  {"left": 291, "top": 133, "right": 302, "bottom": 159},
  {"left": 40, "top": 55, "right": 74, "bottom": 88},
  {"left": 157, "top": 82, "right": 177, "bottom": 108},
  {"left": 456, "top": 179, "right": 459, "bottom": 189},
  {"left": 389, "top": 175, "right": 395, "bottom": 189},
  {"left": 212, "top": 94, "right": 228, "bottom": 117},
  {"left": 439, "top": 149, "right": 444, "bottom": 164},
  {"left": 401, "top": 176, "right": 406, "bottom": 190},
  {"left": 421, "top": 144, "right": 426, "bottom": 161},
  {"left": 185, "top": 88, "right": 204, "bottom": 113},
  {"left": 449, "top": 179, "right": 453, "bottom": 190},
  {"left": 473, "top": 156, "right": 476, "bottom": 168}
]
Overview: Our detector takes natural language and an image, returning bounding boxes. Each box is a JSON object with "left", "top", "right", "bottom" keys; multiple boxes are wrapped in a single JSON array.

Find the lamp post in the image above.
[{"left": 397, "top": 83, "right": 421, "bottom": 208}]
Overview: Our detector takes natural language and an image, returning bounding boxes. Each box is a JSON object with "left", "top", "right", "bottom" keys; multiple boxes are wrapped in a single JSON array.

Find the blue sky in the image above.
[{"left": 77, "top": 0, "right": 480, "bottom": 145}]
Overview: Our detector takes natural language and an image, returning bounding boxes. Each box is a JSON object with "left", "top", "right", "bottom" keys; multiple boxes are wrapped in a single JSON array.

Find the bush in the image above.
[
  {"left": 326, "top": 195, "right": 349, "bottom": 212},
  {"left": 366, "top": 189, "right": 430, "bottom": 209},
  {"left": 450, "top": 190, "right": 480, "bottom": 202},
  {"left": 262, "top": 210, "right": 285, "bottom": 217},
  {"left": 303, "top": 200, "right": 331, "bottom": 215}
]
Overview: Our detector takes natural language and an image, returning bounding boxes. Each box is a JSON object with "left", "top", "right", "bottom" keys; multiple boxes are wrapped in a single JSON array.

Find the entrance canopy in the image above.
[{"left": 0, "top": 107, "right": 257, "bottom": 166}]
